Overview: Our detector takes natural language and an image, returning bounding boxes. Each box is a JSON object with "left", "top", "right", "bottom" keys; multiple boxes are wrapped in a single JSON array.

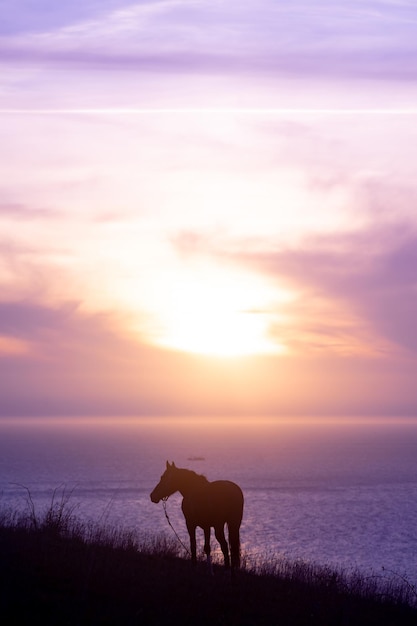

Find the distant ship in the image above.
[{"left": 187, "top": 456, "right": 205, "bottom": 461}]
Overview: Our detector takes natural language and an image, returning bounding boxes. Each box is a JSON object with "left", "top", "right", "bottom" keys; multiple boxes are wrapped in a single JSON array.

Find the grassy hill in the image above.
[{"left": 1, "top": 497, "right": 416, "bottom": 625}]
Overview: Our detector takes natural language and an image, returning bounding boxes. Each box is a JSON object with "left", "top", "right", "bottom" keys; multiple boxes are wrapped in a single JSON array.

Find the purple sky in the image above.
[{"left": 1, "top": 1, "right": 417, "bottom": 417}]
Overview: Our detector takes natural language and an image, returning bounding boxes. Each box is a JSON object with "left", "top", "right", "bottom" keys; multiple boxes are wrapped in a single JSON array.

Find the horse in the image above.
[{"left": 150, "top": 461, "right": 244, "bottom": 573}]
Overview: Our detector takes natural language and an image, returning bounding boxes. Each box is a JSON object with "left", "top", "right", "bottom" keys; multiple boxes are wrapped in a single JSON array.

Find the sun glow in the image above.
[{"left": 146, "top": 264, "right": 289, "bottom": 357}]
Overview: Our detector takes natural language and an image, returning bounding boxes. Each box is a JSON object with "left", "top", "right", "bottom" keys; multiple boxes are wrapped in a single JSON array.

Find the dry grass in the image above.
[{"left": 1, "top": 488, "right": 416, "bottom": 625}]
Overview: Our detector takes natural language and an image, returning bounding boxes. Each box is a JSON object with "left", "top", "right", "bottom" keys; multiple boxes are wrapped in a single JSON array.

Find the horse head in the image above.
[{"left": 150, "top": 460, "right": 178, "bottom": 503}]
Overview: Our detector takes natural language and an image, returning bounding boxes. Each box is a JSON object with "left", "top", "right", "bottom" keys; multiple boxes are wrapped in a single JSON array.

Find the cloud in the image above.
[
  {"left": 1, "top": 1, "right": 417, "bottom": 81},
  {"left": 0, "top": 202, "right": 60, "bottom": 220},
  {"left": 0, "top": 300, "right": 82, "bottom": 343},
  {"left": 2, "top": 44, "right": 416, "bottom": 84},
  {"left": 237, "top": 222, "right": 417, "bottom": 356},
  {"left": 0, "top": 0, "right": 124, "bottom": 36},
  {"left": 0, "top": 298, "right": 162, "bottom": 415},
  {"left": 171, "top": 213, "right": 417, "bottom": 359}
]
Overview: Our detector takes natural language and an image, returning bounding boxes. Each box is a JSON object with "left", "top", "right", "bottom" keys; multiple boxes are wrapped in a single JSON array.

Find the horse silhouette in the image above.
[{"left": 150, "top": 461, "right": 244, "bottom": 572}]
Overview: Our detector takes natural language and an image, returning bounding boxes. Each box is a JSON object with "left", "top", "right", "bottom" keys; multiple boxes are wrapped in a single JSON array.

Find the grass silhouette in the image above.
[{"left": 1, "top": 490, "right": 416, "bottom": 625}]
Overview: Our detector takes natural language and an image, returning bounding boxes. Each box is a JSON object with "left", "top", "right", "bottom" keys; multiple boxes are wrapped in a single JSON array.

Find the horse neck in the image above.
[{"left": 175, "top": 469, "right": 208, "bottom": 497}]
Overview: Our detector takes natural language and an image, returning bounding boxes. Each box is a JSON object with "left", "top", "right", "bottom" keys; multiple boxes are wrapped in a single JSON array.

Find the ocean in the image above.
[{"left": 1, "top": 417, "right": 417, "bottom": 583}]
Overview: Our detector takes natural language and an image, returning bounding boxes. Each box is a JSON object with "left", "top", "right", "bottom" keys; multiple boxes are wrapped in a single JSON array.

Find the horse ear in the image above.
[
  {"left": 166, "top": 460, "right": 170, "bottom": 469},
  {"left": 172, "top": 461, "right": 176, "bottom": 468}
]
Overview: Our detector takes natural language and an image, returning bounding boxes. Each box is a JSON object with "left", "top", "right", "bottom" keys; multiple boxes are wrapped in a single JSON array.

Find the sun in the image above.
[{"left": 145, "top": 263, "right": 289, "bottom": 357}]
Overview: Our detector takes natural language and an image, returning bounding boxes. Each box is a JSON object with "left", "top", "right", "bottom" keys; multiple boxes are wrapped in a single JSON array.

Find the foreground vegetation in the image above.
[{"left": 1, "top": 490, "right": 417, "bottom": 625}]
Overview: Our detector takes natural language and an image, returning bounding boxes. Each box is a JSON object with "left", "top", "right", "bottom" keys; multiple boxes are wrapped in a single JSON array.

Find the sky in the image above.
[{"left": 1, "top": 0, "right": 417, "bottom": 417}]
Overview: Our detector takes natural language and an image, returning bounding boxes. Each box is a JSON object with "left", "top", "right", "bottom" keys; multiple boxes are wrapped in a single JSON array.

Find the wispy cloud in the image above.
[
  {"left": 171, "top": 211, "right": 417, "bottom": 358},
  {"left": 0, "top": 0, "right": 124, "bottom": 36},
  {"left": 0, "top": 202, "right": 60, "bottom": 220},
  {"left": 0, "top": 300, "right": 80, "bottom": 343},
  {"left": 1, "top": 1, "right": 417, "bottom": 81},
  {"left": 233, "top": 221, "right": 417, "bottom": 356}
]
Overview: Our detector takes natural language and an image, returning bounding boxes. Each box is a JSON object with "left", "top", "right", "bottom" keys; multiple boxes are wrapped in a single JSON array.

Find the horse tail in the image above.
[{"left": 228, "top": 521, "right": 241, "bottom": 569}]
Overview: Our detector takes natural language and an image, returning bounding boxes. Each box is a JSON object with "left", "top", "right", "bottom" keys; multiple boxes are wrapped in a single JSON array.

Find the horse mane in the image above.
[{"left": 179, "top": 467, "right": 209, "bottom": 487}]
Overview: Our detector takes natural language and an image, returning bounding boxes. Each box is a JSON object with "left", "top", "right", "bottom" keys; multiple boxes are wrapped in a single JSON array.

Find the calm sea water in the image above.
[{"left": 1, "top": 417, "right": 417, "bottom": 582}]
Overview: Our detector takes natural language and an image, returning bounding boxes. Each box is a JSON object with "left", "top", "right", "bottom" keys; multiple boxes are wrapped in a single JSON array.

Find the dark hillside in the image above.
[
  {"left": 0, "top": 490, "right": 417, "bottom": 626},
  {"left": 0, "top": 511, "right": 416, "bottom": 625}
]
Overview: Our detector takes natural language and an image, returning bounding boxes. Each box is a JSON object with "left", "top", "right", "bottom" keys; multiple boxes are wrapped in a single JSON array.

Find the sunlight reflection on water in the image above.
[{"left": 1, "top": 416, "right": 417, "bottom": 581}]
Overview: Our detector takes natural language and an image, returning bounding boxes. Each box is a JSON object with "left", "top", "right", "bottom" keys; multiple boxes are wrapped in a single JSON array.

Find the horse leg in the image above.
[
  {"left": 214, "top": 524, "right": 230, "bottom": 569},
  {"left": 203, "top": 526, "right": 213, "bottom": 575},
  {"left": 228, "top": 522, "right": 241, "bottom": 571},
  {"left": 186, "top": 521, "right": 197, "bottom": 566}
]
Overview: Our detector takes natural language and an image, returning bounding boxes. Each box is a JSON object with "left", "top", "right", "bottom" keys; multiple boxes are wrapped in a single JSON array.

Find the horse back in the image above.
[{"left": 182, "top": 479, "right": 243, "bottom": 528}]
